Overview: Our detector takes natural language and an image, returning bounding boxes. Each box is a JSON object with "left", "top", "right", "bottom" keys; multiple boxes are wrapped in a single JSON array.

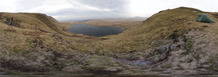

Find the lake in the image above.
[{"left": 68, "top": 24, "right": 124, "bottom": 36}]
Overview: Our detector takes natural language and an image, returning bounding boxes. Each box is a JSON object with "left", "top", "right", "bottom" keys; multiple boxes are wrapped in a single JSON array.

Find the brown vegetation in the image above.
[
  {"left": 81, "top": 19, "right": 144, "bottom": 30},
  {"left": 0, "top": 7, "right": 218, "bottom": 76}
]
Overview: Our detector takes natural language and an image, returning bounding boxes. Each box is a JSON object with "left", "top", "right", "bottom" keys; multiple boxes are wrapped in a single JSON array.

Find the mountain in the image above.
[
  {"left": 80, "top": 18, "right": 145, "bottom": 30},
  {"left": 0, "top": 7, "right": 218, "bottom": 76},
  {"left": 101, "top": 7, "right": 218, "bottom": 75},
  {"left": 0, "top": 12, "right": 86, "bottom": 73}
]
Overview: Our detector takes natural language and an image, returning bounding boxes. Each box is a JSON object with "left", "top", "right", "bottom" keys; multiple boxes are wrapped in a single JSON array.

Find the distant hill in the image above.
[
  {"left": 65, "top": 17, "right": 147, "bottom": 22},
  {"left": 103, "top": 17, "right": 147, "bottom": 21},
  {"left": 80, "top": 18, "right": 145, "bottom": 30}
]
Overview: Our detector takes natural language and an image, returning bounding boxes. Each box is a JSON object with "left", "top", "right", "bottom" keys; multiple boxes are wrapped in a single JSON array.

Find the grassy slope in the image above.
[
  {"left": 0, "top": 13, "right": 78, "bottom": 54},
  {"left": 1, "top": 7, "right": 218, "bottom": 74},
  {"left": 1, "top": 13, "right": 55, "bottom": 32},
  {"left": 84, "top": 7, "right": 215, "bottom": 52},
  {"left": 0, "top": 7, "right": 218, "bottom": 53}
]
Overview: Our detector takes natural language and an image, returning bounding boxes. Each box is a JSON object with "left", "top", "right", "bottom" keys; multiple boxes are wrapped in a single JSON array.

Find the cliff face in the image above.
[{"left": 0, "top": 7, "right": 218, "bottom": 76}]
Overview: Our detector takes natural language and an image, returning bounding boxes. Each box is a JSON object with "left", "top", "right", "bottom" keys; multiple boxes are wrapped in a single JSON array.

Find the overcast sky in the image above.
[{"left": 0, "top": 0, "right": 218, "bottom": 21}]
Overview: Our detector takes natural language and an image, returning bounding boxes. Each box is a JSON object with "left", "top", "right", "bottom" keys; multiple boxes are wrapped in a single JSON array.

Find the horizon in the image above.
[{"left": 0, "top": 0, "right": 218, "bottom": 21}]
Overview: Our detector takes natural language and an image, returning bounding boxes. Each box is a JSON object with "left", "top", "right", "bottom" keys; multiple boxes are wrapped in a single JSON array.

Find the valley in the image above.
[{"left": 0, "top": 7, "right": 218, "bottom": 76}]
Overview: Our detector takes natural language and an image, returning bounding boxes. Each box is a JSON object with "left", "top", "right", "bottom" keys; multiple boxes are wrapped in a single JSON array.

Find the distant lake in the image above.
[{"left": 68, "top": 24, "right": 124, "bottom": 36}]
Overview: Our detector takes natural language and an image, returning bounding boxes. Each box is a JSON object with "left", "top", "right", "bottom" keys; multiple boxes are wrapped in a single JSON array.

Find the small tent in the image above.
[{"left": 196, "top": 13, "right": 215, "bottom": 23}]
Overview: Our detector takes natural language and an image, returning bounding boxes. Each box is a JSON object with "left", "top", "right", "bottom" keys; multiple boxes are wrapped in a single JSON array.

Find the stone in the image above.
[
  {"left": 9, "top": 17, "right": 13, "bottom": 25},
  {"left": 62, "top": 65, "right": 84, "bottom": 73},
  {"left": 160, "top": 46, "right": 166, "bottom": 52},
  {"left": 166, "top": 46, "right": 169, "bottom": 51},
  {"left": 170, "top": 45, "right": 174, "bottom": 50},
  {"left": 104, "top": 67, "right": 123, "bottom": 72},
  {"left": 83, "top": 56, "right": 124, "bottom": 74}
]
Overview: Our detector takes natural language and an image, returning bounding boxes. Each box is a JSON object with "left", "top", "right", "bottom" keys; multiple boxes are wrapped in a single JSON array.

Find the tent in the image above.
[{"left": 196, "top": 13, "right": 215, "bottom": 23}]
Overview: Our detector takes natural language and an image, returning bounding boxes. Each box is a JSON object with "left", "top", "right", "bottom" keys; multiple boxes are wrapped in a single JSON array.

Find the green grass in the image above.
[
  {"left": 76, "top": 7, "right": 205, "bottom": 52},
  {"left": 4, "top": 70, "right": 22, "bottom": 75},
  {"left": 0, "top": 7, "right": 217, "bottom": 54},
  {"left": 1, "top": 6, "right": 218, "bottom": 74},
  {"left": 161, "top": 64, "right": 172, "bottom": 69}
]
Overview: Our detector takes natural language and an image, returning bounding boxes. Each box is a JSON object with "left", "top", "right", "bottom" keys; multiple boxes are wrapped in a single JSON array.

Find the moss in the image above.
[
  {"left": 25, "top": 38, "right": 37, "bottom": 45},
  {"left": 186, "top": 38, "right": 193, "bottom": 50},
  {"left": 86, "top": 56, "right": 115, "bottom": 66},
  {"left": 161, "top": 64, "right": 172, "bottom": 69},
  {"left": 182, "top": 38, "right": 193, "bottom": 55},
  {"left": 150, "top": 68, "right": 165, "bottom": 72},
  {"left": 193, "top": 54, "right": 201, "bottom": 61},
  {"left": 53, "top": 59, "right": 79, "bottom": 71},
  {"left": 83, "top": 55, "right": 124, "bottom": 73},
  {"left": 4, "top": 70, "right": 22, "bottom": 75},
  {"left": 53, "top": 63, "right": 65, "bottom": 71},
  {"left": 83, "top": 66, "right": 105, "bottom": 72},
  {"left": 208, "top": 55, "right": 218, "bottom": 71},
  {"left": 71, "top": 46, "right": 79, "bottom": 50}
]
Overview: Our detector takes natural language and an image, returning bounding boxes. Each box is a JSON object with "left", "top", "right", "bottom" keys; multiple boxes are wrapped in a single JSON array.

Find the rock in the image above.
[
  {"left": 170, "top": 45, "right": 174, "bottom": 50},
  {"left": 83, "top": 55, "right": 124, "bottom": 75},
  {"left": 160, "top": 46, "right": 166, "bottom": 52},
  {"left": 9, "top": 17, "right": 13, "bottom": 25},
  {"left": 62, "top": 65, "right": 85, "bottom": 73},
  {"left": 166, "top": 46, "right": 169, "bottom": 51},
  {"left": 1, "top": 58, "right": 50, "bottom": 72},
  {"left": 104, "top": 67, "right": 123, "bottom": 72},
  {"left": 193, "top": 11, "right": 197, "bottom": 12}
]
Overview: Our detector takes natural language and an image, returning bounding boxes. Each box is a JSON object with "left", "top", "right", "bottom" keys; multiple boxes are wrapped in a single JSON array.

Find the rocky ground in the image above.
[{"left": 0, "top": 7, "right": 218, "bottom": 77}]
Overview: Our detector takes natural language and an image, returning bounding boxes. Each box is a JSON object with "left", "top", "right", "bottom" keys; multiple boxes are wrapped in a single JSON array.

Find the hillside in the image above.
[
  {"left": 83, "top": 7, "right": 205, "bottom": 52},
  {"left": 81, "top": 19, "right": 144, "bottom": 30},
  {"left": 0, "top": 13, "right": 91, "bottom": 73},
  {"left": 60, "top": 18, "right": 145, "bottom": 32},
  {"left": 0, "top": 7, "right": 218, "bottom": 76}
]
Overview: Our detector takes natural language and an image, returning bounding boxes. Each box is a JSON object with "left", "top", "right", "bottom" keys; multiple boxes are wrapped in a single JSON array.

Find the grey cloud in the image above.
[
  {"left": 0, "top": 0, "right": 129, "bottom": 21},
  {"left": 50, "top": 0, "right": 129, "bottom": 21},
  {"left": 75, "top": 0, "right": 128, "bottom": 13},
  {"left": 49, "top": 8, "right": 128, "bottom": 21},
  {"left": 77, "top": 0, "right": 127, "bottom": 10},
  {"left": 16, "top": 0, "right": 44, "bottom": 11},
  {"left": 1, "top": 0, "right": 218, "bottom": 21}
]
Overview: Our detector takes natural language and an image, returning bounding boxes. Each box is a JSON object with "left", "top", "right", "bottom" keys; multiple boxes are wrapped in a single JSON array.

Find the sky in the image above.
[{"left": 0, "top": 0, "right": 218, "bottom": 21}]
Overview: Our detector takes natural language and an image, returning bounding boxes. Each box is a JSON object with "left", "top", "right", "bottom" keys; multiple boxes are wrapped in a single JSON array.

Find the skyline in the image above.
[{"left": 0, "top": 0, "right": 218, "bottom": 21}]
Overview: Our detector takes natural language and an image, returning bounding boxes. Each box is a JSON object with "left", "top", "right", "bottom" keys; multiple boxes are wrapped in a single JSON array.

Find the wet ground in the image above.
[{"left": 110, "top": 57, "right": 151, "bottom": 66}]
